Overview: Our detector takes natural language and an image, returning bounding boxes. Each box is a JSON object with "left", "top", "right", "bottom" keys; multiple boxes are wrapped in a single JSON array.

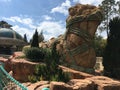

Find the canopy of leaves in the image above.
[
  {"left": 94, "top": 34, "right": 106, "bottom": 57},
  {"left": 103, "top": 17, "right": 120, "bottom": 79},
  {"left": 31, "top": 29, "right": 39, "bottom": 47},
  {"left": 98, "top": 0, "right": 120, "bottom": 35},
  {"left": 0, "top": 21, "right": 12, "bottom": 28}
]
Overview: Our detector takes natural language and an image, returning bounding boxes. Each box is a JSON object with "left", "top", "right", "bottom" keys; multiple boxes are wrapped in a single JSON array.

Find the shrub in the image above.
[
  {"left": 23, "top": 47, "right": 45, "bottom": 62},
  {"left": 28, "top": 64, "right": 70, "bottom": 83},
  {"left": 22, "top": 46, "right": 30, "bottom": 54},
  {"left": 94, "top": 34, "right": 106, "bottom": 57},
  {"left": 31, "top": 29, "right": 39, "bottom": 48},
  {"left": 103, "top": 17, "right": 120, "bottom": 79},
  {"left": 28, "top": 41, "right": 70, "bottom": 83},
  {"left": 28, "top": 75, "right": 37, "bottom": 83}
]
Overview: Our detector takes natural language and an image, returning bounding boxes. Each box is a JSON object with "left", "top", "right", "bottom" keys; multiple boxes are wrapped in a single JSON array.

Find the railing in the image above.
[{"left": 0, "top": 62, "right": 28, "bottom": 90}]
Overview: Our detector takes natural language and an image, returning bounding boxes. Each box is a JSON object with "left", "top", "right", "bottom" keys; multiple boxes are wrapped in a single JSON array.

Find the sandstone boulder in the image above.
[
  {"left": 59, "top": 65, "right": 93, "bottom": 79},
  {"left": 64, "top": 4, "right": 103, "bottom": 70},
  {"left": 27, "top": 81, "right": 49, "bottom": 90},
  {"left": 87, "top": 76, "right": 120, "bottom": 90},
  {"left": 50, "top": 81, "right": 72, "bottom": 90},
  {"left": 68, "top": 79, "right": 95, "bottom": 90},
  {"left": 1, "top": 58, "right": 38, "bottom": 82}
]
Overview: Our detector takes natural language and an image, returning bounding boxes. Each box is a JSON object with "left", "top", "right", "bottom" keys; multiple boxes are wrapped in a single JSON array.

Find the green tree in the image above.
[
  {"left": 0, "top": 21, "right": 12, "bottom": 28},
  {"left": 28, "top": 41, "right": 70, "bottom": 83},
  {"left": 99, "top": 0, "right": 118, "bottom": 36},
  {"left": 116, "top": 1, "right": 120, "bottom": 15},
  {"left": 38, "top": 30, "right": 44, "bottom": 43},
  {"left": 31, "top": 29, "right": 39, "bottom": 47},
  {"left": 94, "top": 34, "right": 106, "bottom": 57},
  {"left": 103, "top": 17, "right": 120, "bottom": 79},
  {"left": 24, "top": 34, "right": 28, "bottom": 43}
]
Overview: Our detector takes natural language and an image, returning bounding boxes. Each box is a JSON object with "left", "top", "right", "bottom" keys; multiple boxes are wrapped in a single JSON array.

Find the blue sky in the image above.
[{"left": 0, "top": 0, "right": 104, "bottom": 41}]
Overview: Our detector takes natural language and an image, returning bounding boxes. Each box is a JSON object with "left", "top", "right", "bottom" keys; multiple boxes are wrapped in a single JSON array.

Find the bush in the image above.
[
  {"left": 23, "top": 47, "right": 45, "bottom": 62},
  {"left": 103, "top": 17, "right": 120, "bottom": 79},
  {"left": 22, "top": 46, "right": 30, "bottom": 54},
  {"left": 28, "top": 41, "right": 70, "bottom": 83},
  {"left": 31, "top": 29, "right": 39, "bottom": 47},
  {"left": 94, "top": 34, "right": 106, "bottom": 57},
  {"left": 28, "top": 64, "right": 70, "bottom": 83}
]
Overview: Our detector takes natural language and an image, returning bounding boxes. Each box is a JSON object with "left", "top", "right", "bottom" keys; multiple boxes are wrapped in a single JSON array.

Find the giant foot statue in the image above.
[{"left": 57, "top": 4, "right": 103, "bottom": 73}]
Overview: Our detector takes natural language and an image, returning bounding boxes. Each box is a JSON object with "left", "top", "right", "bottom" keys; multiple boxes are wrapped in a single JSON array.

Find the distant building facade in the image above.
[{"left": 0, "top": 28, "right": 27, "bottom": 55}]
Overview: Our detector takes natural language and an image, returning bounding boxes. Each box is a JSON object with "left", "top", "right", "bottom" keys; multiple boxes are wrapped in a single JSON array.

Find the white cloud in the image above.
[
  {"left": 73, "top": 0, "right": 103, "bottom": 6},
  {"left": 51, "top": 0, "right": 71, "bottom": 15},
  {"left": 2, "top": 16, "right": 66, "bottom": 41},
  {"left": 12, "top": 25, "right": 34, "bottom": 41},
  {"left": 2, "top": 16, "right": 35, "bottom": 29},
  {"left": 37, "top": 21, "right": 65, "bottom": 40},
  {"left": 42, "top": 15, "right": 52, "bottom": 20},
  {"left": 11, "top": 21, "right": 66, "bottom": 41}
]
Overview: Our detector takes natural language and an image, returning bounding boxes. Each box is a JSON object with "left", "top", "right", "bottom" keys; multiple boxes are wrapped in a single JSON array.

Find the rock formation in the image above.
[
  {"left": 56, "top": 4, "right": 103, "bottom": 73},
  {"left": 39, "top": 4, "right": 103, "bottom": 73},
  {"left": 1, "top": 55, "right": 120, "bottom": 90}
]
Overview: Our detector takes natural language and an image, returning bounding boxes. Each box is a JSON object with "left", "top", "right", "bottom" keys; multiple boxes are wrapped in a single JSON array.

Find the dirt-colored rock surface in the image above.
[
  {"left": 26, "top": 81, "right": 49, "bottom": 90},
  {"left": 59, "top": 65, "right": 93, "bottom": 79},
  {"left": 68, "top": 79, "right": 95, "bottom": 90},
  {"left": 50, "top": 81, "right": 72, "bottom": 90},
  {"left": 0, "top": 58, "right": 93, "bottom": 82},
  {"left": 48, "top": 76, "right": 120, "bottom": 90},
  {"left": 1, "top": 56, "right": 120, "bottom": 90},
  {"left": 87, "top": 76, "right": 120, "bottom": 90},
  {"left": 0, "top": 56, "right": 38, "bottom": 82},
  {"left": 63, "top": 4, "right": 103, "bottom": 70}
]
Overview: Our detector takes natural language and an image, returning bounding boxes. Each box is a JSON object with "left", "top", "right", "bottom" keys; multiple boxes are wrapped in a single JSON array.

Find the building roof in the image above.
[
  {"left": 0, "top": 28, "right": 26, "bottom": 46},
  {"left": 0, "top": 28, "right": 23, "bottom": 40}
]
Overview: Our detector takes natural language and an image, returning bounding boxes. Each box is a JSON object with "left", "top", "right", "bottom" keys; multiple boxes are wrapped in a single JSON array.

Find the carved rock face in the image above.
[
  {"left": 60, "top": 4, "right": 103, "bottom": 73},
  {"left": 39, "top": 4, "right": 103, "bottom": 73}
]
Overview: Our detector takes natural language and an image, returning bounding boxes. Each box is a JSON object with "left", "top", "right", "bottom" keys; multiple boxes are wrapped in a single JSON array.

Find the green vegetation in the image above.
[
  {"left": 38, "top": 30, "right": 44, "bottom": 43},
  {"left": 31, "top": 29, "right": 39, "bottom": 48},
  {"left": 103, "top": 17, "right": 120, "bottom": 79},
  {"left": 15, "top": 55, "right": 26, "bottom": 59},
  {"left": 23, "top": 34, "right": 28, "bottom": 43},
  {"left": 99, "top": 0, "right": 120, "bottom": 36},
  {"left": 28, "top": 41, "right": 70, "bottom": 83},
  {"left": 23, "top": 47, "right": 45, "bottom": 62},
  {"left": 0, "top": 20, "right": 12, "bottom": 28},
  {"left": 94, "top": 34, "right": 106, "bottom": 57}
]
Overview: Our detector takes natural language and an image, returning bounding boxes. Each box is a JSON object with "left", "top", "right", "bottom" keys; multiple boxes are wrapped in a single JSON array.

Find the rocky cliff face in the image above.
[{"left": 1, "top": 55, "right": 120, "bottom": 90}]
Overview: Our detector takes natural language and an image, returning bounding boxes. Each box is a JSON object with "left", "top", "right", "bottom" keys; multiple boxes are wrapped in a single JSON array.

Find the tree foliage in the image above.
[
  {"left": 38, "top": 30, "right": 44, "bottom": 43},
  {"left": 31, "top": 29, "right": 39, "bottom": 47},
  {"left": 103, "top": 17, "right": 120, "bottom": 79},
  {"left": 28, "top": 41, "right": 70, "bottom": 83},
  {"left": 24, "top": 34, "right": 28, "bottom": 43},
  {"left": 98, "top": 0, "right": 120, "bottom": 36},
  {"left": 23, "top": 47, "right": 45, "bottom": 62},
  {"left": 94, "top": 34, "right": 106, "bottom": 57},
  {"left": 0, "top": 21, "right": 12, "bottom": 28}
]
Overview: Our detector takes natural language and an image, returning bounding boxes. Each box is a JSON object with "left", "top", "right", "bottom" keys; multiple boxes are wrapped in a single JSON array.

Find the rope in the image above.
[
  {"left": 0, "top": 63, "right": 28, "bottom": 90},
  {"left": 68, "top": 27, "right": 93, "bottom": 41},
  {"left": 66, "top": 11, "right": 103, "bottom": 28},
  {"left": 68, "top": 43, "right": 91, "bottom": 56}
]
